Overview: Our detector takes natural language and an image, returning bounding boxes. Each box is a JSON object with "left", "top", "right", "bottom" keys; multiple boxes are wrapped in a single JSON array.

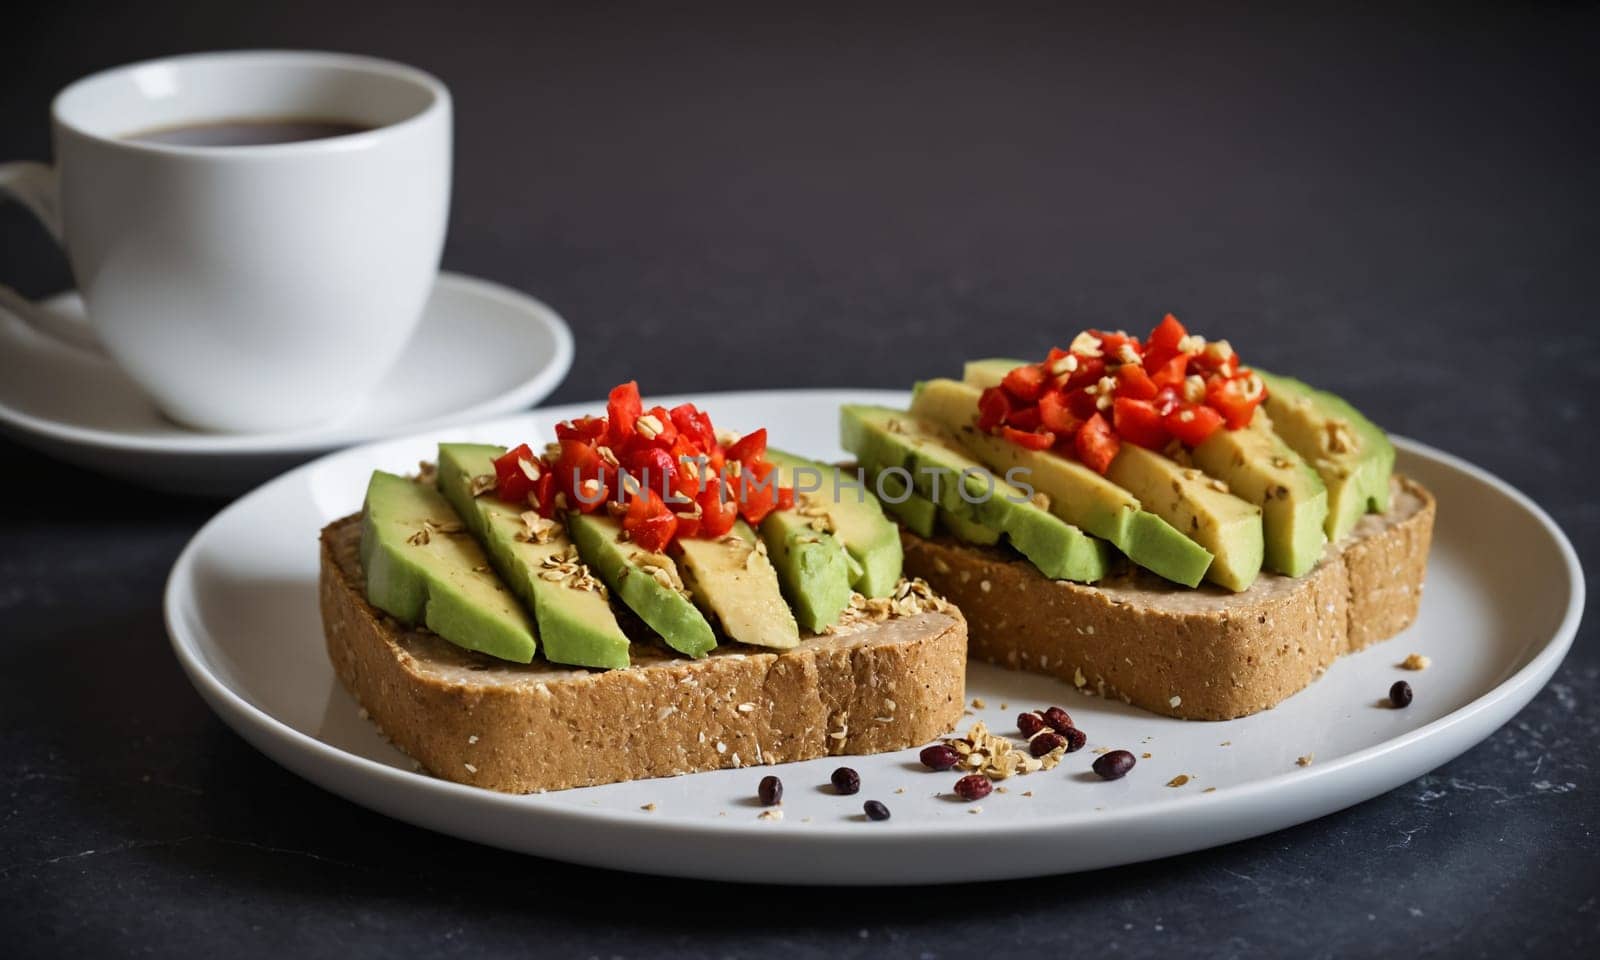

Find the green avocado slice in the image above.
[
  {"left": 1106, "top": 445, "right": 1264, "bottom": 592},
  {"left": 1190, "top": 409, "right": 1328, "bottom": 577},
  {"left": 863, "top": 464, "right": 936, "bottom": 537},
  {"left": 1257, "top": 370, "right": 1396, "bottom": 542},
  {"left": 840, "top": 404, "right": 1109, "bottom": 583},
  {"left": 360, "top": 470, "right": 536, "bottom": 663},
  {"left": 765, "top": 449, "right": 903, "bottom": 598},
  {"left": 673, "top": 520, "right": 800, "bottom": 649},
  {"left": 437, "top": 444, "right": 631, "bottom": 669},
  {"left": 917, "top": 376, "right": 1212, "bottom": 587},
  {"left": 866, "top": 463, "right": 1003, "bottom": 545},
  {"left": 758, "top": 508, "right": 853, "bottom": 633},
  {"left": 566, "top": 513, "right": 717, "bottom": 658}
]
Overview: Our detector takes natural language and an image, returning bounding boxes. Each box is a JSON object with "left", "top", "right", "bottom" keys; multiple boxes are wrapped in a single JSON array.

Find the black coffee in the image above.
[{"left": 125, "top": 118, "right": 372, "bottom": 147}]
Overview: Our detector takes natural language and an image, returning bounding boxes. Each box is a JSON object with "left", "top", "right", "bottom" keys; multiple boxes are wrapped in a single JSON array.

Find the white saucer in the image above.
[
  {"left": 164, "top": 389, "right": 1582, "bottom": 884},
  {"left": 0, "top": 272, "right": 573, "bottom": 496}
]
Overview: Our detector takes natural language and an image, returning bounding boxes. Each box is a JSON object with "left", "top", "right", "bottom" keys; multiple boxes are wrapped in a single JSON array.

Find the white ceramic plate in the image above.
[
  {"left": 0, "top": 272, "right": 572, "bottom": 496},
  {"left": 164, "top": 389, "right": 1583, "bottom": 884}
]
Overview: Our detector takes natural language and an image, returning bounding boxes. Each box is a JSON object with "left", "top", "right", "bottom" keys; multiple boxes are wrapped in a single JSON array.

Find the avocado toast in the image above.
[
  {"left": 322, "top": 382, "right": 966, "bottom": 793},
  {"left": 846, "top": 315, "right": 1434, "bottom": 720}
]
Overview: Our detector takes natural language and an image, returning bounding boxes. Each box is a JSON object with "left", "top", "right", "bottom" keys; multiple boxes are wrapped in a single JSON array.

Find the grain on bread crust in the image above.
[
  {"left": 902, "top": 476, "right": 1435, "bottom": 721},
  {"left": 320, "top": 516, "right": 967, "bottom": 793}
]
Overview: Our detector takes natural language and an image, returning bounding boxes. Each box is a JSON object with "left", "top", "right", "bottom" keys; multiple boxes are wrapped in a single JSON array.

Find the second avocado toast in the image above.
[
  {"left": 324, "top": 381, "right": 968, "bottom": 792},
  {"left": 838, "top": 314, "right": 1434, "bottom": 720}
]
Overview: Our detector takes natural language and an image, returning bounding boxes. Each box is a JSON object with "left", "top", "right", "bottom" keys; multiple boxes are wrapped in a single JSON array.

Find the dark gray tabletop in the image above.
[{"left": 3, "top": 4, "right": 1596, "bottom": 957}]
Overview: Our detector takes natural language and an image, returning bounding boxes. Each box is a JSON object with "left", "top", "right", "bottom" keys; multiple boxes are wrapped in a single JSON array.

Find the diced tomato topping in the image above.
[
  {"left": 1112, "top": 397, "right": 1170, "bottom": 450},
  {"left": 1147, "top": 353, "right": 1190, "bottom": 389},
  {"left": 494, "top": 382, "right": 796, "bottom": 549},
  {"left": 1206, "top": 374, "right": 1264, "bottom": 430},
  {"left": 1143, "top": 313, "right": 1187, "bottom": 365},
  {"left": 1164, "top": 403, "right": 1225, "bottom": 447},
  {"left": 725, "top": 427, "right": 767, "bottom": 466},
  {"left": 1114, "top": 363, "right": 1158, "bottom": 401},
  {"left": 1095, "top": 330, "right": 1142, "bottom": 359},
  {"left": 1001, "top": 364, "right": 1048, "bottom": 402},
  {"left": 983, "top": 315, "right": 1257, "bottom": 467},
  {"left": 605, "top": 381, "right": 643, "bottom": 447},
  {"left": 698, "top": 481, "right": 738, "bottom": 538},
  {"left": 669, "top": 402, "right": 716, "bottom": 452},
  {"left": 1000, "top": 426, "right": 1055, "bottom": 450},
  {"left": 625, "top": 489, "right": 677, "bottom": 553},
  {"left": 977, "top": 386, "right": 1012, "bottom": 431},
  {"left": 1006, "top": 406, "right": 1043, "bottom": 432},
  {"left": 738, "top": 458, "right": 779, "bottom": 524},
  {"left": 1062, "top": 356, "right": 1107, "bottom": 391},
  {"left": 1037, "top": 390, "right": 1084, "bottom": 435},
  {"left": 492, "top": 443, "right": 540, "bottom": 504},
  {"left": 1074, "top": 413, "right": 1121, "bottom": 474},
  {"left": 555, "top": 415, "right": 607, "bottom": 444}
]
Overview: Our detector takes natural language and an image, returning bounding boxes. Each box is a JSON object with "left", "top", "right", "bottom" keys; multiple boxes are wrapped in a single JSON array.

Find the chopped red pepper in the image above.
[
  {"left": 1112, "top": 397, "right": 1170, "bottom": 450},
  {"left": 725, "top": 427, "right": 767, "bottom": 466},
  {"left": 625, "top": 489, "right": 677, "bottom": 553},
  {"left": 492, "top": 444, "right": 540, "bottom": 504},
  {"left": 1164, "top": 403, "right": 1225, "bottom": 447},
  {"left": 493, "top": 382, "right": 798, "bottom": 548},
  {"left": 1001, "top": 364, "right": 1049, "bottom": 402},
  {"left": 977, "top": 386, "right": 1012, "bottom": 431},
  {"left": 1115, "top": 364, "right": 1158, "bottom": 402},
  {"left": 605, "top": 381, "right": 643, "bottom": 447},
  {"left": 1001, "top": 425, "right": 1055, "bottom": 450},
  {"left": 980, "top": 314, "right": 1265, "bottom": 473},
  {"left": 1074, "top": 413, "right": 1121, "bottom": 473},
  {"left": 1206, "top": 373, "right": 1264, "bottom": 430}
]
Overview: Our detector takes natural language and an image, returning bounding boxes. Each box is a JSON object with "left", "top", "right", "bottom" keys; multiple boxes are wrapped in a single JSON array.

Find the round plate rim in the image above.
[{"left": 162, "top": 388, "right": 1585, "bottom": 878}]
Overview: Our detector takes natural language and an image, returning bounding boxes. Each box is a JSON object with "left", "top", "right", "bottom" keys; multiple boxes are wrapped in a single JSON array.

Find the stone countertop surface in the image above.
[{"left": 2, "top": 4, "right": 1594, "bottom": 957}]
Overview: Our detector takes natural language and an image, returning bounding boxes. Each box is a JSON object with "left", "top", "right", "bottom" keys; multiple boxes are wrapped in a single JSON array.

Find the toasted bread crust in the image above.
[
  {"left": 901, "top": 476, "right": 1435, "bottom": 720},
  {"left": 320, "top": 516, "right": 967, "bottom": 793}
]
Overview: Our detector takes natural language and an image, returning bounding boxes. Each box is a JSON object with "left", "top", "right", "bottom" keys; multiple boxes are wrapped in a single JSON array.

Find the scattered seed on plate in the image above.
[
  {"left": 1062, "top": 727, "right": 1087, "bottom": 753},
  {"left": 1029, "top": 731, "right": 1066, "bottom": 757},
  {"left": 1017, "top": 711, "right": 1048, "bottom": 738},
  {"left": 758, "top": 775, "right": 783, "bottom": 806},
  {"left": 1092, "top": 750, "right": 1137, "bottom": 780},
  {"left": 919, "top": 744, "right": 960, "bottom": 770},
  {"left": 863, "top": 800, "right": 891, "bottom": 821},
  {"left": 831, "top": 766, "right": 861, "bottom": 795},
  {"left": 954, "top": 774, "right": 993, "bottom": 801},
  {"left": 1042, "top": 706, "right": 1074, "bottom": 734},
  {"left": 1390, "top": 680, "right": 1414, "bottom": 708}
]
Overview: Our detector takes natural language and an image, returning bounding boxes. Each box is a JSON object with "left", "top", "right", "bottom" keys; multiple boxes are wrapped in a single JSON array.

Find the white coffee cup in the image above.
[{"left": 0, "top": 51, "right": 451, "bottom": 434}]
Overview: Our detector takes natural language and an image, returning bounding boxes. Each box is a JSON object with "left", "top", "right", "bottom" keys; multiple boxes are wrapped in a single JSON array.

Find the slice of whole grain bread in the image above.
[
  {"left": 320, "top": 515, "right": 968, "bottom": 793},
  {"left": 901, "top": 476, "right": 1435, "bottom": 720}
]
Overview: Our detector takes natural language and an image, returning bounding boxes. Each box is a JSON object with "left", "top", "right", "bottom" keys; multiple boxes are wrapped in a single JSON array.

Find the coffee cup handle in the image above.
[{"left": 0, "top": 162, "right": 105, "bottom": 354}]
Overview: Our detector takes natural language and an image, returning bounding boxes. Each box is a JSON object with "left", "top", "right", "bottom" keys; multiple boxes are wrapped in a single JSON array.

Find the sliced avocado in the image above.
[
  {"left": 765, "top": 449, "right": 902, "bottom": 598},
  {"left": 759, "top": 508, "right": 852, "bottom": 633},
  {"left": 920, "top": 376, "right": 1211, "bottom": 587},
  {"left": 437, "top": 444, "right": 631, "bottom": 669},
  {"left": 863, "top": 464, "right": 937, "bottom": 537},
  {"left": 1257, "top": 370, "right": 1396, "bottom": 542},
  {"left": 866, "top": 462, "right": 1001, "bottom": 545},
  {"left": 1190, "top": 410, "right": 1328, "bottom": 577},
  {"left": 567, "top": 513, "right": 717, "bottom": 658},
  {"left": 360, "top": 470, "right": 536, "bottom": 662},
  {"left": 961, "top": 357, "right": 1026, "bottom": 389},
  {"left": 1106, "top": 445, "right": 1264, "bottom": 592},
  {"left": 938, "top": 503, "right": 1002, "bottom": 545},
  {"left": 673, "top": 521, "right": 800, "bottom": 649},
  {"left": 840, "top": 404, "right": 1110, "bottom": 582}
]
